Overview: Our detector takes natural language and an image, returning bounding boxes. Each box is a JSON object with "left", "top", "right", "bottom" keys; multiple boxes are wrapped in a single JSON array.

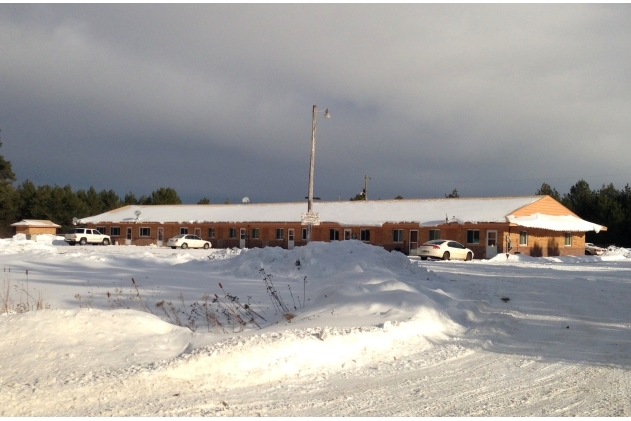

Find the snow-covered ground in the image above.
[{"left": 1, "top": 234, "right": 631, "bottom": 416}]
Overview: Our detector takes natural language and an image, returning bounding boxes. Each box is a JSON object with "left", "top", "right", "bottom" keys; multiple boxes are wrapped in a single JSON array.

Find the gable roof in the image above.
[
  {"left": 77, "top": 196, "right": 605, "bottom": 232},
  {"left": 11, "top": 219, "right": 61, "bottom": 228}
]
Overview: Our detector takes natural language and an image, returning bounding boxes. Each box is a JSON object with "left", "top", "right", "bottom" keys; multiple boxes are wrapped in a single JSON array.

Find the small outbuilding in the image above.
[{"left": 11, "top": 219, "right": 61, "bottom": 239}]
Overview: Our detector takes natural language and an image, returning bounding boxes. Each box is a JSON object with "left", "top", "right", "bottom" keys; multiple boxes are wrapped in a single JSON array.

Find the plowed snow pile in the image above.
[{"left": 1, "top": 237, "right": 631, "bottom": 416}]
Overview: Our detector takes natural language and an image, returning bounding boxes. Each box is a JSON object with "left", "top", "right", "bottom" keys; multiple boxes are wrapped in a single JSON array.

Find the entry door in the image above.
[
  {"left": 409, "top": 230, "right": 419, "bottom": 254},
  {"left": 288, "top": 229, "right": 295, "bottom": 249},
  {"left": 486, "top": 230, "right": 498, "bottom": 259},
  {"left": 157, "top": 227, "right": 164, "bottom": 247},
  {"left": 125, "top": 227, "right": 132, "bottom": 245},
  {"left": 344, "top": 229, "right": 352, "bottom": 240},
  {"left": 239, "top": 228, "right": 246, "bottom": 248}
]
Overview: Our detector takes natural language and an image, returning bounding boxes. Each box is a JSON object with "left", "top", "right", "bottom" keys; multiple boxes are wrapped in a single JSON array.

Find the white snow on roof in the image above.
[
  {"left": 79, "top": 197, "right": 543, "bottom": 227},
  {"left": 10, "top": 219, "right": 61, "bottom": 228},
  {"left": 506, "top": 213, "right": 605, "bottom": 233}
]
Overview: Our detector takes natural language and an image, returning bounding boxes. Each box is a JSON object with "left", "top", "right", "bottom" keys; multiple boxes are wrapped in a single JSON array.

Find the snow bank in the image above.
[
  {"left": 0, "top": 309, "right": 193, "bottom": 385},
  {"left": 204, "top": 241, "right": 454, "bottom": 329},
  {"left": 488, "top": 248, "right": 631, "bottom": 264},
  {"left": 220, "top": 240, "right": 423, "bottom": 279}
]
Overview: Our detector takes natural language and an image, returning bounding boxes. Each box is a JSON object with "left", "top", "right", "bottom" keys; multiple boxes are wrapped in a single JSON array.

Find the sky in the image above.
[{"left": 2, "top": 4, "right": 631, "bottom": 205}]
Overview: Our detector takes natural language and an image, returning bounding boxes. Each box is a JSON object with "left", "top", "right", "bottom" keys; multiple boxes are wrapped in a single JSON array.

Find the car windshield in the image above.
[
  {"left": 423, "top": 240, "right": 446, "bottom": 245},
  {"left": 173, "top": 234, "right": 186, "bottom": 239}
]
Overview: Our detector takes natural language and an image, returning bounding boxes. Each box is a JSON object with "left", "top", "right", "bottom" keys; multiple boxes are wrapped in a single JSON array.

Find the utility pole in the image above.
[
  {"left": 364, "top": 175, "right": 372, "bottom": 200},
  {"left": 303, "top": 105, "right": 330, "bottom": 242}
]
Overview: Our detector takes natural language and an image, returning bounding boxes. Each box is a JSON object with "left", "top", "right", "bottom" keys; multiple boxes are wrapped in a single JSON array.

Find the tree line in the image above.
[{"left": 1, "top": 180, "right": 185, "bottom": 236}]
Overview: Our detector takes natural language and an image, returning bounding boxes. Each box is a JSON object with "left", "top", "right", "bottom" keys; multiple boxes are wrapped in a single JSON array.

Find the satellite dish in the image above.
[
  {"left": 72, "top": 217, "right": 78, "bottom": 225},
  {"left": 242, "top": 197, "right": 250, "bottom": 204},
  {"left": 134, "top": 210, "right": 141, "bottom": 218}
]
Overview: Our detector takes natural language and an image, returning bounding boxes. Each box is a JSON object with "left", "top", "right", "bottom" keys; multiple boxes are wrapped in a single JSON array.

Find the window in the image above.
[
  {"left": 96, "top": 226, "right": 105, "bottom": 235},
  {"left": 180, "top": 227, "right": 189, "bottom": 235},
  {"left": 330, "top": 229, "right": 340, "bottom": 241},
  {"left": 251, "top": 228, "right": 259, "bottom": 239},
  {"left": 229, "top": 228, "right": 237, "bottom": 239},
  {"left": 565, "top": 232, "right": 572, "bottom": 246},
  {"left": 360, "top": 229, "right": 370, "bottom": 242},
  {"left": 110, "top": 227, "right": 120, "bottom": 236},
  {"left": 276, "top": 228, "right": 284, "bottom": 240},
  {"left": 429, "top": 230, "right": 440, "bottom": 241},
  {"left": 208, "top": 228, "right": 215, "bottom": 238},
  {"left": 139, "top": 227, "right": 151, "bottom": 237},
  {"left": 519, "top": 231, "right": 528, "bottom": 246},
  {"left": 302, "top": 228, "right": 308, "bottom": 240},
  {"left": 466, "top": 230, "right": 480, "bottom": 244},
  {"left": 392, "top": 229, "right": 404, "bottom": 242}
]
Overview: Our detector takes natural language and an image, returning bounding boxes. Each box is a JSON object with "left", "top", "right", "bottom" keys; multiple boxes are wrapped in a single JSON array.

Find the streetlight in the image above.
[{"left": 302, "top": 105, "right": 330, "bottom": 242}]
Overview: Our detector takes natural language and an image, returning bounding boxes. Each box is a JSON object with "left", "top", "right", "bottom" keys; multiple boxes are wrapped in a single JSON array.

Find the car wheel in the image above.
[
  {"left": 171, "top": 246, "right": 176, "bottom": 249},
  {"left": 585, "top": 251, "right": 591, "bottom": 255},
  {"left": 442, "top": 251, "right": 450, "bottom": 260},
  {"left": 181, "top": 243, "right": 188, "bottom": 249},
  {"left": 79, "top": 238, "right": 87, "bottom": 246},
  {"left": 203, "top": 243, "right": 210, "bottom": 249},
  {"left": 466, "top": 252, "right": 472, "bottom": 261},
  {"left": 102, "top": 239, "right": 110, "bottom": 246},
  {"left": 420, "top": 256, "right": 428, "bottom": 260}
]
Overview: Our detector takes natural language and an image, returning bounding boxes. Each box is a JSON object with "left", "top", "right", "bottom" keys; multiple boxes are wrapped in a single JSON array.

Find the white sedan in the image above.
[
  {"left": 167, "top": 234, "right": 211, "bottom": 249},
  {"left": 413, "top": 240, "right": 474, "bottom": 261},
  {"left": 585, "top": 242, "right": 605, "bottom": 256}
]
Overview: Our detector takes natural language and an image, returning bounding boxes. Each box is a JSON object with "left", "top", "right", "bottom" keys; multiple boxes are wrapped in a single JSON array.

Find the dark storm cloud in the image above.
[{"left": 2, "top": 4, "right": 631, "bottom": 204}]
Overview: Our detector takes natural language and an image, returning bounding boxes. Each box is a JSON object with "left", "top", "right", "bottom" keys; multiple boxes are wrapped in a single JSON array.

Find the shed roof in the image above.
[{"left": 78, "top": 196, "right": 605, "bottom": 232}]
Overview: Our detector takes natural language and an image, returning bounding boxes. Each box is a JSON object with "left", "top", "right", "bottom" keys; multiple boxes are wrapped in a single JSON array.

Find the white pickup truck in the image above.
[{"left": 65, "top": 228, "right": 111, "bottom": 246}]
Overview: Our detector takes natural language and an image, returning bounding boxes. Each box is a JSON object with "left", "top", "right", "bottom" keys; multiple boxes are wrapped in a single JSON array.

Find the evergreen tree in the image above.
[
  {"left": 0, "top": 133, "right": 17, "bottom": 235},
  {"left": 0, "top": 131, "right": 16, "bottom": 183},
  {"left": 124, "top": 192, "right": 138, "bottom": 205},
  {"left": 149, "top": 187, "right": 181, "bottom": 205},
  {"left": 99, "top": 189, "right": 122, "bottom": 211},
  {"left": 16, "top": 180, "right": 38, "bottom": 220},
  {"left": 535, "top": 182, "right": 561, "bottom": 202},
  {"left": 50, "top": 185, "right": 88, "bottom": 229},
  {"left": 445, "top": 189, "right": 460, "bottom": 198},
  {"left": 562, "top": 179, "right": 596, "bottom": 219},
  {"left": 197, "top": 197, "right": 211, "bottom": 204}
]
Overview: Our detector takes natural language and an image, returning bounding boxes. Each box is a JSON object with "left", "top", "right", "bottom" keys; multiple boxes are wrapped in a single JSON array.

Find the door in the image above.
[
  {"left": 344, "top": 229, "right": 352, "bottom": 240},
  {"left": 125, "top": 227, "right": 132, "bottom": 245},
  {"left": 288, "top": 229, "right": 295, "bottom": 249},
  {"left": 239, "top": 228, "right": 246, "bottom": 248},
  {"left": 486, "top": 230, "right": 498, "bottom": 259},
  {"left": 157, "top": 227, "right": 164, "bottom": 247},
  {"left": 409, "top": 230, "right": 419, "bottom": 255}
]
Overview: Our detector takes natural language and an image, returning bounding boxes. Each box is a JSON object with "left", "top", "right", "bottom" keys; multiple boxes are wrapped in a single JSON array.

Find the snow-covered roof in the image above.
[
  {"left": 76, "top": 197, "right": 507, "bottom": 225},
  {"left": 11, "top": 219, "right": 61, "bottom": 228},
  {"left": 77, "top": 196, "right": 603, "bottom": 232},
  {"left": 506, "top": 213, "right": 605, "bottom": 233}
]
